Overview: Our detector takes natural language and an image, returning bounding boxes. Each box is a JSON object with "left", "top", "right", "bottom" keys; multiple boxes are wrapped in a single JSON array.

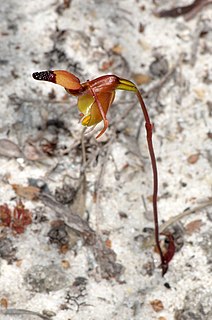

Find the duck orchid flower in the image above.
[
  {"left": 32, "top": 70, "right": 136, "bottom": 138},
  {"left": 32, "top": 69, "right": 175, "bottom": 276}
]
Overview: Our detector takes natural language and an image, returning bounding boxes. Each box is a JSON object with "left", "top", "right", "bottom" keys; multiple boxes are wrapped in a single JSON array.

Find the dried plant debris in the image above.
[
  {"left": 159, "top": 200, "right": 212, "bottom": 235},
  {"left": 28, "top": 178, "right": 50, "bottom": 194},
  {"left": 174, "top": 288, "right": 212, "bottom": 319},
  {"left": 0, "top": 237, "right": 16, "bottom": 263},
  {"left": 21, "top": 116, "right": 71, "bottom": 161},
  {"left": 0, "top": 297, "right": 8, "bottom": 309},
  {"left": 0, "top": 139, "right": 22, "bottom": 158},
  {"left": 199, "top": 231, "right": 212, "bottom": 265},
  {"left": 190, "top": 17, "right": 212, "bottom": 66},
  {"left": 185, "top": 219, "right": 203, "bottom": 235},
  {"left": 131, "top": 73, "right": 152, "bottom": 86},
  {"left": 12, "top": 183, "right": 40, "bottom": 200},
  {"left": 40, "top": 137, "right": 58, "bottom": 156},
  {"left": 149, "top": 56, "right": 169, "bottom": 78},
  {"left": 150, "top": 299, "right": 164, "bottom": 312},
  {"left": 47, "top": 219, "right": 124, "bottom": 281},
  {"left": 163, "top": 222, "right": 184, "bottom": 252},
  {"left": 155, "top": 232, "right": 176, "bottom": 265},
  {"left": 60, "top": 277, "right": 88, "bottom": 312},
  {"left": 55, "top": 184, "right": 76, "bottom": 204},
  {"left": 48, "top": 220, "right": 69, "bottom": 246},
  {"left": 0, "top": 204, "right": 11, "bottom": 227},
  {"left": 0, "top": 201, "right": 32, "bottom": 234},
  {"left": 187, "top": 153, "right": 200, "bottom": 164},
  {"left": 56, "top": 0, "right": 72, "bottom": 15},
  {"left": 47, "top": 219, "right": 77, "bottom": 253},
  {"left": 0, "top": 308, "right": 52, "bottom": 320},
  {"left": 155, "top": 0, "right": 212, "bottom": 21},
  {"left": 141, "top": 259, "right": 156, "bottom": 276},
  {"left": 90, "top": 236, "right": 125, "bottom": 281},
  {"left": 24, "top": 264, "right": 70, "bottom": 293},
  {"left": 40, "top": 193, "right": 94, "bottom": 237},
  {"left": 33, "top": 206, "right": 48, "bottom": 224},
  {"left": 23, "top": 142, "right": 43, "bottom": 161}
]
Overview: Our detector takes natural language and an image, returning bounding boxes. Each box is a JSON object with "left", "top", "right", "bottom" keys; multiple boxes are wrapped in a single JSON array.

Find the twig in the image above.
[
  {"left": 159, "top": 199, "right": 212, "bottom": 233},
  {"left": 148, "top": 199, "right": 212, "bottom": 246},
  {"left": 190, "top": 17, "right": 211, "bottom": 66},
  {"left": 155, "top": 0, "right": 212, "bottom": 21},
  {"left": 40, "top": 192, "right": 94, "bottom": 236},
  {"left": 0, "top": 308, "right": 51, "bottom": 320}
]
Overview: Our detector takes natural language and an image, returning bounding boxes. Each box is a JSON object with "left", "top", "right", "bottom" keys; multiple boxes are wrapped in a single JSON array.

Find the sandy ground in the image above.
[{"left": 0, "top": 0, "right": 212, "bottom": 319}]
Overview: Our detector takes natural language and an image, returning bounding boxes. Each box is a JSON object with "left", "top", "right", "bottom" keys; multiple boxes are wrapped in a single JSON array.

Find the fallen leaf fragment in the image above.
[
  {"left": 150, "top": 299, "right": 164, "bottom": 312},
  {"left": 12, "top": 184, "right": 40, "bottom": 200},
  {"left": 12, "top": 201, "right": 32, "bottom": 234},
  {"left": 131, "top": 73, "right": 152, "bottom": 85},
  {"left": 0, "top": 204, "right": 12, "bottom": 227},
  {"left": 23, "top": 143, "right": 41, "bottom": 161},
  {"left": 194, "top": 88, "right": 205, "bottom": 100},
  {"left": 112, "top": 44, "right": 123, "bottom": 54},
  {"left": 0, "top": 297, "right": 8, "bottom": 309},
  {"left": 187, "top": 153, "right": 199, "bottom": 164},
  {"left": 16, "top": 259, "right": 23, "bottom": 267},
  {"left": 59, "top": 244, "right": 69, "bottom": 254},
  {"left": 0, "top": 200, "right": 33, "bottom": 234},
  {"left": 61, "top": 260, "right": 70, "bottom": 269},
  {"left": 105, "top": 239, "right": 112, "bottom": 249},
  {"left": 162, "top": 233, "right": 176, "bottom": 264},
  {"left": 147, "top": 195, "right": 153, "bottom": 202},
  {"left": 154, "top": 233, "right": 176, "bottom": 268},
  {"left": 185, "top": 219, "right": 203, "bottom": 235},
  {"left": 0, "top": 139, "right": 22, "bottom": 158}
]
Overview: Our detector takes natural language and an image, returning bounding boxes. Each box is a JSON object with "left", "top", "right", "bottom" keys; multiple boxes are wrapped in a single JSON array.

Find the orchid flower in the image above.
[
  {"left": 32, "top": 70, "right": 136, "bottom": 138},
  {"left": 32, "top": 69, "right": 175, "bottom": 275}
]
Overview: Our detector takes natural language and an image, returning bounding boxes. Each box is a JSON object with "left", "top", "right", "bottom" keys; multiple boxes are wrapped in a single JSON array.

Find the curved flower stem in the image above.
[{"left": 136, "top": 89, "right": 168, "bottom": 275}]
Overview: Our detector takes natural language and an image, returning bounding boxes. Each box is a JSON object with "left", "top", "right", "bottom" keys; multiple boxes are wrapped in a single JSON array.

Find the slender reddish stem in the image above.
[{"left": 136, "top": 90, "right": 168, "bottom": 275}]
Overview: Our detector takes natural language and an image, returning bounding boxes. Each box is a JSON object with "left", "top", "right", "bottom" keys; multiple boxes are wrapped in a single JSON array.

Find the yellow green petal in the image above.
[{"left": 117, "top": 78, "right": 137, "bottom": 92}]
